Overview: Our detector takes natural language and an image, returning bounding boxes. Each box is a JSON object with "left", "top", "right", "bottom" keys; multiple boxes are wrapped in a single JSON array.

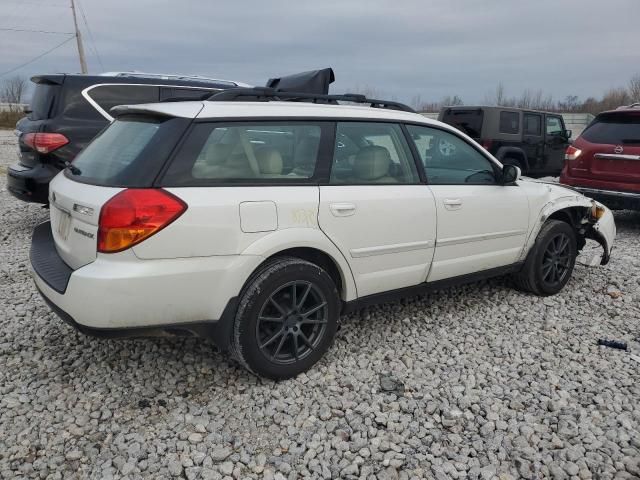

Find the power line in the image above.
[
  {"left": 76, "top": 0, "right": 104, "bottom": 71},
  {"left": 0, "top": 27, "right": 74, "bottom": 35},
  {"left": 0, "top": 36, "right": 75, "bottom": 78}
]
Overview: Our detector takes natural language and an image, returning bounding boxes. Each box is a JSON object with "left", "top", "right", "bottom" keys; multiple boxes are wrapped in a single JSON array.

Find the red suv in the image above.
[{"left": 561, "top": 104, "right": 640, "bottom": 210}]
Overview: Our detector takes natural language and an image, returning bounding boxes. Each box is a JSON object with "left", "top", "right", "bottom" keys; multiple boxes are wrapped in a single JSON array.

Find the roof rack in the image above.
[
  {"left": 207, "top": 87, "right": 415, "bottom": 113},
  {"left": 98, "top": 71, "right": 251, "bottom": 87}
]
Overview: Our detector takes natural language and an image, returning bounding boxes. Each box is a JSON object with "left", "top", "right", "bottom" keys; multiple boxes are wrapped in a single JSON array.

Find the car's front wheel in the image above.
[
  {"left": 512, "top": 220, "right": 577, "bottom": 296},
  {"left": 230, "top": 257, "right": 340, "bottom": 379}
]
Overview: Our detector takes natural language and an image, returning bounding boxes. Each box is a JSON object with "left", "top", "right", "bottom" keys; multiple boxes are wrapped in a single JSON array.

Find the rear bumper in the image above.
[
  {"left": 7, "top": 162, "right": 59, "bottom": 204},
  {"left": 30, "top": 221, "right": 262, "bottom": 349},
  {"left": 572, "top": 186, "right": 640, "bottom": 211}
]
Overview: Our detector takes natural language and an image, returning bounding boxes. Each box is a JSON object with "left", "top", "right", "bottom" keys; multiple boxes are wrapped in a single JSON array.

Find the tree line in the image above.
[{"left": 413, "top": 73, "right": 640, "bottom": 114}]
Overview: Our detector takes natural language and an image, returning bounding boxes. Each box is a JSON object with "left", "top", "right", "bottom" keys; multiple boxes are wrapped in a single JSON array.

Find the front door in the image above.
[
  {"left": 405, "top": 124, "right": 529, "bottom": 281},
  {"left": 522, "top": 113, "right": 544, "bottom": 173},
  {"left": 318, "top": 122, "right": 437, "bottom": 297},
  {"left": 544, "top": 114, "right": 569, "bottom": 174}
]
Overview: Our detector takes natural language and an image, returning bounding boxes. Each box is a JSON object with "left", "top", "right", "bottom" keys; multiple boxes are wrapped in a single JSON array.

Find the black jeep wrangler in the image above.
[
  {"left": 7, "top": 72, "right": 248, "bottom": 204},
  {"left": 438, "top": 106, "right": 571, "bottom": 177}
]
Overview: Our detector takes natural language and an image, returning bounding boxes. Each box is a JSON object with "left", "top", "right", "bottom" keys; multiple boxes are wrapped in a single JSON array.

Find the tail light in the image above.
[
  {"left": 481, "top": 139, "right": 493, "bottom": 151},
  {"left": 98, "top": 189, "right": 187, "bottom": 253},
  {"left": 23, "top": 133, "right": 69, "bottom": 153},
  {"left": 565, "top": 145, "right": 582, "bottom": 161}
]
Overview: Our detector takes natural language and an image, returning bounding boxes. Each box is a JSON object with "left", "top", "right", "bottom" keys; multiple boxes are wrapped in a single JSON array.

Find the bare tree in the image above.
[
  {"left": 441, "top": 95, "right": 463, "bottom": 107},
  {"left": 0, "top": 75, "right": 27, "bottom": 110},
  {"left": 629, "top": 74, "right": 640, "bottom": 103}
]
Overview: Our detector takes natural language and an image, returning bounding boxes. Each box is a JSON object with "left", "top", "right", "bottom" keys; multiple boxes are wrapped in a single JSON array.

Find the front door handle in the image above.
[
  {"left": 443, "top": 198, "right": 462, "bottom": 210},
  {"left": 330, "top": 202, "right": 356, "bottom": 217}
]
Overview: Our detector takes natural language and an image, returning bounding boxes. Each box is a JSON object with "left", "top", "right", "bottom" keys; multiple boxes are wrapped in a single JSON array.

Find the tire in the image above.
[
  {"left": 512, "top": 220, "right": 577, "bottom": 296},
  {"left": 230, "top": 256, "right": 340, "bottom": 380}
]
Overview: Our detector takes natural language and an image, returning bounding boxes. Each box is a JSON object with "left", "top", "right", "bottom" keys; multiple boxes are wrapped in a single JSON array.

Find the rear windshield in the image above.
[
  {"left": 29, "top": 83, "right": 59, "bottom": 120},
  {"left": 440, "top": 109, "right": 483, "bottom": 138},
  {"left": 67, "top": 116, "right": 189, "bottom": 187},
  {"left": 582, "top": 113, "right": 640, "bottom": 145}
]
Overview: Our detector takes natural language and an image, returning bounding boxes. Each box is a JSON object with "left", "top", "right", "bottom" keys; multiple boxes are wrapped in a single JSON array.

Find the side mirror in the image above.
[
  {"left": 564, "top": 129, "right": 572, "bottom": 139},
  {"left": 502, "top": 164, "right": 521, "bottom": 184}
]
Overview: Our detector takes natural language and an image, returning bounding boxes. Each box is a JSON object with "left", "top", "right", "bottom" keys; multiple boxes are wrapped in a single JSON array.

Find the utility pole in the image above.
[{"left": 70, "top": 0, "right": 88, "bottom": 73}]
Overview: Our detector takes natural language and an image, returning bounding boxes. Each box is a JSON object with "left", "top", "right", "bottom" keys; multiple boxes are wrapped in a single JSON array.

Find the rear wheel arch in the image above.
[{"left": 497, "top": 147, "right": 529, "bottom": 171}]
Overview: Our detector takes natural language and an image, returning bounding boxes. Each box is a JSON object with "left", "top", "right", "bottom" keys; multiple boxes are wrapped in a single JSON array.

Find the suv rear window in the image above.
[
  {"left": 29, "top": 83, "right": 59, "bottom": 120},
  {"left": 440, "top": 109, "right": 483, "bottom": 138},
  {"left": 581, "top": 113, "right": 640, "bottom": 145},
  {"left": 68, "top": 116, "right": 189, "bottom": 187}
]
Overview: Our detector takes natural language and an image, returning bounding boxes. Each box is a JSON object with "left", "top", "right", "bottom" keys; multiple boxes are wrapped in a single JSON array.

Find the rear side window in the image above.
[
  {"left": 29, "top": 83, "right": 58, "bottom": 120},
  {"left": 68, "top": 116, "right": 189, "bottom": 187},
  {"left": 159, "top": 87, "right": 218, "bottom": 101},
  {"left": 162, "top": 122, "right": 328, "bottom": 185},
  {"left": 499, "top": 111, "right": 520, "bottom": 134},
  {"left": 88, "top": 85, "right": 159, "bottom": 116},
  {"left": 440, "top": 109, "right": 483, "bottom": 138},
  {"left": 581, "top": 114, "right": 640, "bottom": 145}
]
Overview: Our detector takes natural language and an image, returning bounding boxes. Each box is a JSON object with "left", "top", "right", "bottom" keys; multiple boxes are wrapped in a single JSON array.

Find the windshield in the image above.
[
  {"left": 441, "top": 109, "right": 484, "bottom": 139},
  {"left": 581, "top": 113, "right": 640, "bottom": 145},
  {"left": 69, "top": 116, "right": 188, "bottom": 187}
]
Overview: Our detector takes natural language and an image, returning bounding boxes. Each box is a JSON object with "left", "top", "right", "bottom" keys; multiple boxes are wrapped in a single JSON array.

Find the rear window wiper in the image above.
[{"left": 64, "top": 161, "right": 82, "bottom": 175}]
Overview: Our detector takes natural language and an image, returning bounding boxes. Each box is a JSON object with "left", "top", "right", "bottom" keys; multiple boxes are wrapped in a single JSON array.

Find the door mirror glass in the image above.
[
  {"left": 502, "top": 164, "right": 521, "bottom": 184},
  {"left": 563, "top": 129, "right": 572, "bottom": 139}
]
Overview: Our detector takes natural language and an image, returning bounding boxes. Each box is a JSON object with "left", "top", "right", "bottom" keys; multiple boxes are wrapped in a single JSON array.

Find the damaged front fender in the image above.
[{"left": 586, "top": 204, "right": 616, "bottom": 265}]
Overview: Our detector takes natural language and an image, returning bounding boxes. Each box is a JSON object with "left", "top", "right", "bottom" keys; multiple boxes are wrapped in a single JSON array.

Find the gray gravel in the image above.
[{"left": 1, "top": 129, "right": 639, "bottom": 479}]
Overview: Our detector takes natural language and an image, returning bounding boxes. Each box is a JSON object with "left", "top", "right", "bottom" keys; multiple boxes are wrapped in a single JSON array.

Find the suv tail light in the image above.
[
  {"left": 565, "top": 145, "right": 582, "bottom": 161},
  {"left": 23, "top": 133, "right": 69, "bottom": 153},
  {"left": 98, "top": 189, "right": 187, "bottom": 253},
  {"left": 481, "top": 139, "right": 493, "bottom": 151}
]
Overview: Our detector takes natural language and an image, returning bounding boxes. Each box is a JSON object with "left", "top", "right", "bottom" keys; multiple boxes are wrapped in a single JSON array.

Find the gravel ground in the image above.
[{"left": 1, "top": 128, "right": 639, "bottom": 480}]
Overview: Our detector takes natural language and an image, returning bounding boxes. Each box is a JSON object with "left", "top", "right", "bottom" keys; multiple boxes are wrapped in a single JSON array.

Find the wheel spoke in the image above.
[
  {"left": 291, "top": 284, "right": 297, "bottom": 309},
  {"left": 300, "top": 318, "right": 328, "bottom": 325},
  {"left": 259, "top": 315, "right": 284, "bottom": 323},
  {"left": 301, "top": 302, "right": 327, "bottom": 318},
  {"left": 269, "top": 297, "right": 287, "bottom": 316},
  {"left": 292, "top": 335, "right": 300, "bottom": 361},
  {"left": 259, "top": 328, "right": 284, "bottom": 349},
  {"left": 297, "top": 284, "right": 312, "bottom": 310},
  {"left": 299, "top": 331, "right": 315, "bottom": 351},
  {"left": 272, "top": 332, "right": 288, "bottom": 359}
]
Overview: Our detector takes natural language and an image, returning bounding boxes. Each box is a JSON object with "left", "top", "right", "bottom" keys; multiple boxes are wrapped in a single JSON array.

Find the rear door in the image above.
[
  {"left": 576, "top": 112, "right": 640, "bottom": 184},
  {"left": 318, "top": 122, "right": 437, "bottom": 297}
]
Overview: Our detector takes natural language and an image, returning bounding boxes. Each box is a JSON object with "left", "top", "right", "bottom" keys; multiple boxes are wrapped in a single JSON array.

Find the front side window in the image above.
[
  {"left": 546, "top": 116, "right": 563, "bottom": 136},
  {"left": 329, "top": 122, "right": 419, "bottom": 184},
  {"left": 407, "top": 125, "right": 497, "bottom": 185},
  {"left": 162, "top": 122, "right": 324, "bottom": 184},
  {"left": 524, "top": 114, "right": 542, "bottom": 136},
  {"left": 499, "top": 111, "right": 520, "bottom": 134}
]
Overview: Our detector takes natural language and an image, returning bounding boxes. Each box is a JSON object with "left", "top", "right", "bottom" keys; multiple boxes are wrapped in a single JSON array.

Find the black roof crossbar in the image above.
[{"left": 207, "top": 87, "right": 416, "bottom": 113}]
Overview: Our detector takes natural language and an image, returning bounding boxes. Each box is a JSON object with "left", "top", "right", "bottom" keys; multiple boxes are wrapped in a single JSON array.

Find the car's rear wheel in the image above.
[
  {"left": 512, "top": 220, "right": 577, "bottom": 296},
  {"left": 230, "top": 257, "right": 340, "bottom": 379}
]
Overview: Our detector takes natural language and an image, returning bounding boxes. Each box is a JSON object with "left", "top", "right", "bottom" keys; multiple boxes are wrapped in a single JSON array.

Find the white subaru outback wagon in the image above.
[{"left": 30, "top": 87, "right": 616, "bottom": 379}]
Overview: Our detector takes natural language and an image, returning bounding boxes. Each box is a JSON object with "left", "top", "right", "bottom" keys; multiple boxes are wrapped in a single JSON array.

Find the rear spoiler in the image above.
[{"left": 30, "top": 74, "right": 65, "bottom": 85}]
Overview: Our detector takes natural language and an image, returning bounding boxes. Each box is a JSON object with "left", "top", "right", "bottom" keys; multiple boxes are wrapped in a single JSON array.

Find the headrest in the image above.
[
  {"left": 256, "top": 147, "right": 283, "bottom": 175},
  {"left": 294, "top": 136, "right": 320, "bottom": 166},
  {"left": 205, "top": 143, "right": 232, "bottom": 165},
  {"left": 352, "top": 146, "right": 391, "bottom": 180}
]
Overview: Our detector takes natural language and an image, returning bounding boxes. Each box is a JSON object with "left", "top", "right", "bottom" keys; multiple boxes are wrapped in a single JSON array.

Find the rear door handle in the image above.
[
  {"left": 443, "top": 198, "right": 462, "bottom": 210},
  {"left": 330, "top": 202, "right": 356, "bottom": 217}
]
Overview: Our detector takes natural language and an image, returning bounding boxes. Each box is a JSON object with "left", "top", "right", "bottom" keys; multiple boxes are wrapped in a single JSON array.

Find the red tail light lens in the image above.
[
  {"left": 481, "top": 139, "right": 493, "bottom": 151},
  {"left": 98, "top": 189, "right": 187, "bottom": 253},
  {"left": 23, "top": 133, "right": 69, "bottom": 154},
  {"left": 565, "top": 145, "right": 582, "bottom": 161}
]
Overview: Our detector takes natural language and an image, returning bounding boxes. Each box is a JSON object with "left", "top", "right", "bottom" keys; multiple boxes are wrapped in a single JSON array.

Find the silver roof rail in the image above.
[{"left": 98, "top": 71, "right": 251, "bottom": 87}]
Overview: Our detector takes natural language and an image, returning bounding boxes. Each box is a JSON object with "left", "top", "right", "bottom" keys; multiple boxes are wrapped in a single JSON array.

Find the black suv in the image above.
[
  {"left": 7, "top": 72, "right": 249, "bottom": 204},
  {"left": 438, "top": 106, "right": 571, "bottom": 177}
]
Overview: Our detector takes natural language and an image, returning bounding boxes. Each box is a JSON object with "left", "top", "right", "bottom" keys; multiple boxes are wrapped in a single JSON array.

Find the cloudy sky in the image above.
[{"left": 1, "top": 0, "right": 638, "bottom": 104}]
